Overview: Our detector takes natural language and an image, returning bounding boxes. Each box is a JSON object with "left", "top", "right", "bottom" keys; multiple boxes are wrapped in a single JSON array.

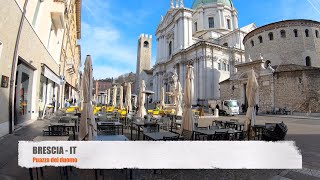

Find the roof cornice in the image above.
[{"left": 75, "top": 0, "right": 81, "bottom": 39}]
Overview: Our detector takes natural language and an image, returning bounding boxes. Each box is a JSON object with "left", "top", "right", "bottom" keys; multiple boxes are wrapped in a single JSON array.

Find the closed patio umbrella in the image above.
[
  {"left": 137, "top": 80, "right": 147, "bottom": 118},
  {"left": 160, "top": 87, "right": 165, "bottom": 109},
  {"left": 119, "top": 86, "right": 124, "bottom": 109},
  {"left": 181, "top": 65, "right": 194, "bottom": 133},
  {"left": 125, "top": 83, "right": 132, "bottom": 112},
  {"left": 107, "top": 89, "right": 111, "bottom": 105},
  {"left": 245, "top": 69, "right": 259, "bottom": 139},
  {"left": 175, "top": 81, "right": 183, "bottom": 116},
  {"left": 79, "top": 55, "right": 97, "bottom": 140},
  {"left": 112, "top": 85, "right": 117, "bottom": 107}
]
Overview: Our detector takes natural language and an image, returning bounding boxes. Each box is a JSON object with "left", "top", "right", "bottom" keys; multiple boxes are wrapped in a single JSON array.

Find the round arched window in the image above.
[{"left": 143, "top": 41, "right": 149, "bottom": 48}]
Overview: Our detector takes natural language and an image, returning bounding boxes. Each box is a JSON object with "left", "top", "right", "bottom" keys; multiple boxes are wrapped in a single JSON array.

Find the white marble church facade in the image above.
[{"left": 140, "top": 0, "right": 256, "bottom": 105}]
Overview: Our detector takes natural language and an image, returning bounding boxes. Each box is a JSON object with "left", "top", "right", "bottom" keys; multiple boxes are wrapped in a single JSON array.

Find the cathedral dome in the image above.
[{"left": 191, "top": 0, "right": 233, "bottom": 9}]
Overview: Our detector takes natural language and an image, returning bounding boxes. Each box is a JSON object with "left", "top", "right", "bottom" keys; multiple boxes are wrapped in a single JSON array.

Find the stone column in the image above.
[
  {"left": 174, "top": 22, "right": 178, "bottom": 52},
  {"left": 220, "top": 9, "right": 225, "bottom": 28},
  {"left": 217, "top": 10, "right": 222, "bottom": 28},
  {"left": 156, "top": 39, "right": 159, "bottom": 62},
  {"left": 199, "top": 9, "right": 204, "bottom": 31}
]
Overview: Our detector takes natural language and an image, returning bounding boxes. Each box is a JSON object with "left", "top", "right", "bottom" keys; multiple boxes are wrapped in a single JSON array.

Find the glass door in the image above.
[{"left": 19, "top": 72, "right": 29, "bottom": 116}]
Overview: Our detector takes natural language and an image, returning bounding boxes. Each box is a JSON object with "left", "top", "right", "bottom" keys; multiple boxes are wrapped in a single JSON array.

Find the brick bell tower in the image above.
[{"left": 135, "top": 34, "right": 152, "bottom": 94}]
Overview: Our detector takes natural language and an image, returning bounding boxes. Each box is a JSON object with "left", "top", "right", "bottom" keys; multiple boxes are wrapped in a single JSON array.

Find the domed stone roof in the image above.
[{"left": 191, "top": 0, "right": 233, "bottom": 9}]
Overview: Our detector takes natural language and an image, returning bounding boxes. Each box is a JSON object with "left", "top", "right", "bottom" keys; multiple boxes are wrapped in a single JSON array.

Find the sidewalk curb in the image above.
[{"left": 259, "top": 115, "right": 320, "bottom": 120}]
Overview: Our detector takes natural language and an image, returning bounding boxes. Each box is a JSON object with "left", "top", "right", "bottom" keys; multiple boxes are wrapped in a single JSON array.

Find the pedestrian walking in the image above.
[
  {"left": 255, "top": 104, "right": 259, "bottom": 115},
  {"left": 52, "top": 95, "right": 56, "bottom": 112},
  {"left": 241, "top": 104, "right": 246, "bottom": 113},
  {"left": 215, "top": 104, "right": 220, "bottom": 110}
]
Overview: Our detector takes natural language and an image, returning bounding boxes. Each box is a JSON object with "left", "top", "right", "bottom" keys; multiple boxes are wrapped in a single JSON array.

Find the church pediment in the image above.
[{"left": 157, "top": 11, "right": 175, "bottom": 32}]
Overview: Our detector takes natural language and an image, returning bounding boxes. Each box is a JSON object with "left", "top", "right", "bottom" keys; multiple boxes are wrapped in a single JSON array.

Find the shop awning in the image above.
[{"left": 43, "top": 66, "right": 61, "bottom": 84}]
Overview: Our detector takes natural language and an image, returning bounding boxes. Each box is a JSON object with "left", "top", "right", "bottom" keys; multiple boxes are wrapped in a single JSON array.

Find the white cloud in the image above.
[
  {"left": 93, "top": 66, "right": 133, "bottom": 79},
  {"left": 80, "top": 22, "right": 137, "bottom": 79},
  {"left": 80, "top": 0, "right": 157, "bottom": 79}
]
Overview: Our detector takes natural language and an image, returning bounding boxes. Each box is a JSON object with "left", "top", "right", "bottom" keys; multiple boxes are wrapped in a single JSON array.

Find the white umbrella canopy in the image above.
[
  {"left": 112, "top": 85, "right": 117, "bottom": 107},
  {"left": 107, "top": 89, "right": 111, "bottom": 105},
  {"left": 175, "top": 81, "right": 183, "bottom": 116},
  {"left": 104, "top": 91, "right": 108, "bottom": 105},
  {"left": 160, "top": 87, "right": 165, "bottom": 109},
  {"left": 79, "top": 55, "right": 97, "bottom": 141},
  {"left": 245, "top": 69, "right": 259, "bottom": 136},
  {"left": 119, "top": 86, "right": 124, "bottom": 109},
  {"left": 137, "top": 80, "right": 147, "bottom": 118},
  {"left": 181, "top": 65, "right": 195, "bottom": 133},
  {"left": 125, "top": 83, "right": 132, "bottom": 112}
]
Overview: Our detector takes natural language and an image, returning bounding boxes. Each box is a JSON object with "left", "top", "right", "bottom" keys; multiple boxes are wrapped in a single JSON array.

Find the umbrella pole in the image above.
[{"left": 146, "top": 95, "right": 149, "bottom": 112}]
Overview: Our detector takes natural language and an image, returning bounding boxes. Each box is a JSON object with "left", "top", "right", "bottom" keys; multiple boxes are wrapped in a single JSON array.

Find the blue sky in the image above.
[{"left": 80, "top": 0, "right": 320, "bottom": 79}]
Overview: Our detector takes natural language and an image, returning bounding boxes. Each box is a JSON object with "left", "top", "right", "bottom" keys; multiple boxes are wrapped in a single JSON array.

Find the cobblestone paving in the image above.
[{"left": 0, "top": 114, "right": 319, "bottom": 180}]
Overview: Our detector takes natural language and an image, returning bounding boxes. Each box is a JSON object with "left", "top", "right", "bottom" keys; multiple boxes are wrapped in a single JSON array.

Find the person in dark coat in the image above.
[
  {"left": 241, "top": 104, "right": 246, "bottom": 113},
  {"left": 255, "top": 104, "right": 259, "bottom": 115},
  {"left": 215, "top": 104, "right": 220, "bottom": 110}
]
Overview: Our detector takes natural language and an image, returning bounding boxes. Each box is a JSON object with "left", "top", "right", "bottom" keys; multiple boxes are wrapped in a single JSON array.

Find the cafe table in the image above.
[
  {"left": 143, "top": 131, "right": 179, "bottom": 141},
  {"left": 49, "top": 123, "right": 77, "bottom": 140},
  {"left": 93, "top": 135, "right": 128, "bottom": 141},
  {"left": 130, "top": 122, "right": 160, "bottom": 140},
  {"left": 193, "top": 129, "right": 242, "bottom": 140},
  {"left": 97, "top": 122, "right": 124, "bottom": 135},
  {"left": 222, "top": 121, "right": 245, "bottom": 130}
]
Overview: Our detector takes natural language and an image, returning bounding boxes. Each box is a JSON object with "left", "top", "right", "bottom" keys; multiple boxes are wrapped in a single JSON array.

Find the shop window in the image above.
[{"left": 218, "top": 62, "right": 221, "bottom": 70}]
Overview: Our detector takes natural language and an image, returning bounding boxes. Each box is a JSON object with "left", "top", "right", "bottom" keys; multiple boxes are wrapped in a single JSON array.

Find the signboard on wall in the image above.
[{"left": 1, "top": 75, "right": 9, "bottom": 88}]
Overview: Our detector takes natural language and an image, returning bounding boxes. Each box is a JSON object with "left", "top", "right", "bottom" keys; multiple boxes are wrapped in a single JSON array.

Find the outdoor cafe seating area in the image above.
[
  {"left": 37, "top": 107, "right": 287, "bottom": 143},
  {"left": 29, "top": 57, "right": 288, "bottom": 180}
]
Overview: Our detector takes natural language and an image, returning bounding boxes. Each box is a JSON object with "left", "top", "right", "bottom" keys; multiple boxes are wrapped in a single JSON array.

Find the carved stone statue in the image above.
[
  {"left": 170, "top": 0, "right": 174, "bottom": 8},
  {"left": 259, "top": 53, "right": 264, "bottom": 60},
  {"left": 180, "top": 0, "right": 184, "bottom": 7}
]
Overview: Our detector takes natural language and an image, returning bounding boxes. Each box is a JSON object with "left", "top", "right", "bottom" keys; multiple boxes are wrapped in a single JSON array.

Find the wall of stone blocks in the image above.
[
  {"left": 274, "top": 70, "right": 320, "bottom": 113},
  {"left": 244, "top": 22, "right": 320, "bottom": 68}
]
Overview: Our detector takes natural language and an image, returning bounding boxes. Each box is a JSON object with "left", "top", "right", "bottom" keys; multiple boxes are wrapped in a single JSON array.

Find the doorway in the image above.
[{"left": 14, "top": 61, "right": 34, "bottom": 125}]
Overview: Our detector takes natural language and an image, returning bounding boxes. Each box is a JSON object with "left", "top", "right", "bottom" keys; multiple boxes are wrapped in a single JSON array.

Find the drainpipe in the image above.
[{"left": 8, "top": 0, "right": 29, "bottom": 134}]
